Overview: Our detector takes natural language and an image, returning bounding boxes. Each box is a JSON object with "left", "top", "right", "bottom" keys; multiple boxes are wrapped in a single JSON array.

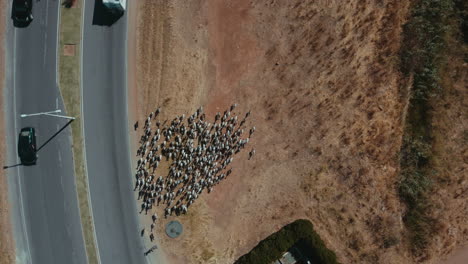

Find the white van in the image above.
[{"left": 102, "top": 0, "right": 126, "bottom": 12}]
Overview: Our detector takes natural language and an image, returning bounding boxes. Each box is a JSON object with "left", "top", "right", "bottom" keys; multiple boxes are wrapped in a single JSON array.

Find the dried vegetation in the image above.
[
  {"left": 0, "top": 0, "right": 15, "bottom": 262},
  {"left": 131, "top": 0, "right": 467, "bottom": 263}
]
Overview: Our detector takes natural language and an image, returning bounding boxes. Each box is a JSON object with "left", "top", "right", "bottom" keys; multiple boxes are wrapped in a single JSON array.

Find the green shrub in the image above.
[
  {"left": 400, "top": 0, "right": 453, "bottom": 100},
  {"left": 235, "top": 219, "right": 338, "bottom": 264},
  {"left": 398, "top": 0, "right": 457, "bottom": 254},
  {"left": 453, "top": 0, "right": 468, "bottom": 43}
]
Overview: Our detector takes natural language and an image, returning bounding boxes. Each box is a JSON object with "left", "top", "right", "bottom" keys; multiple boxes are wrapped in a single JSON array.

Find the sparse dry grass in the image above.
[
  {"left": 424, "top": 5, "right": 468, "bottom": 260},
  {"left": 201, "top": 248, "right": 215, "bottom": 262},
  {"left": 132, "top": 1, "right": 413, "bottom": 263},
  {"left": 0, "top": 0, "right": 15, "bottom": 262},
  {"left": 131, "top": 0, "right": 467, "bottom": 263}
]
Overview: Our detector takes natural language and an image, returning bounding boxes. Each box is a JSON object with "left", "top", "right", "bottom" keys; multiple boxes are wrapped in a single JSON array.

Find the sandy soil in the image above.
[
  {"left": 129, "top": 1, "right": 467, "bottom": 263},
  {"left": 438, "top": 245, "right": 468, "bottom": 264},
  {"left": 0, "top": 0, "right": 15, "bottom": 263}
]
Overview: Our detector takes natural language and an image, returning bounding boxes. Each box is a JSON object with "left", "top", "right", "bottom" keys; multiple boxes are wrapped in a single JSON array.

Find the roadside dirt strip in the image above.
[
  {"left": 0, "top": 1, "right": 16, "bottom": 263},
  {"left": 58, "top": 2, "right": 98, "bottom": 264}
]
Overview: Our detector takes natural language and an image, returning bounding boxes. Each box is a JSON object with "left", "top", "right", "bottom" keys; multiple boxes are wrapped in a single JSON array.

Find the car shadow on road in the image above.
[
  {"left": 92, "top": 0, "right": 124, "bottom": 26},
  {"left": 12, "top": 20, "right": 32, "bottom": 28}
]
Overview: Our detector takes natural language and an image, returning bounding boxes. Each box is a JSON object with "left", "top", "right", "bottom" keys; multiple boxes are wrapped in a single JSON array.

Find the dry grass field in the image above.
[
  {"left": 427, "top": 25, "right": 468, "bottom": 262},
  {"left": 128, "top": 0, "right": 467, "bottom": 263},
  {"left": 0, "top": 0, "right": 15, "bottom": 263}
]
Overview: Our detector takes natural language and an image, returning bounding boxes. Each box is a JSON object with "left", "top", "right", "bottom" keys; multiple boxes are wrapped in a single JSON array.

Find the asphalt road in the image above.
[
  {"left": 5, "top": 0, "right": 87, "bottom": 263},
  {"left": 82, "top": 1, "right": 147, "bottom": 263}
]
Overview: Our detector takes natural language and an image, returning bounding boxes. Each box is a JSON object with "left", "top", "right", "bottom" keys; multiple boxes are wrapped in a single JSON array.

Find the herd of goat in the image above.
[{"left": 133, "top": 104, "right": 255, "bottom": 244}]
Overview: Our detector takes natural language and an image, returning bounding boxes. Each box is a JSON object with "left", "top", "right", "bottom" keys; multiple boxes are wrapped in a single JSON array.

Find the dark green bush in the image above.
[
  {"left": 235, "top": 219, "right": 338, "bottom": 264},
  {"left": 398, "top": 0, "right": 457, "bottom": 253},
  {"left": 400, "top": 0, "right": 453, "bottom": 100},
  {"left": 453, "top": 0, "right": 468, "bottom": 43}
]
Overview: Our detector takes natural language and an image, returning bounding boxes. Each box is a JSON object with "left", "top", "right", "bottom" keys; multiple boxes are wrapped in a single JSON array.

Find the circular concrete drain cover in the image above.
[{"left": 165, "top": 221, "right": 183, "bottom": 238}]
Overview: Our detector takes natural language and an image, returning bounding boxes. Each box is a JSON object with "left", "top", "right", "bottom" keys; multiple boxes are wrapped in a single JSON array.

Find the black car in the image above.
[
  {"left": 11, "top": 0, "right": 33, "bottom": 27},
  {"left": 18, "top": 127, "right": 37, "bottom": 165}
]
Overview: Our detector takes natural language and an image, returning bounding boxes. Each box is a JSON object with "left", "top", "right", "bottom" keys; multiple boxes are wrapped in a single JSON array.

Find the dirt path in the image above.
[
  {"left": 438, "top": 245, "right": 468, "bottom": 264},
  {"left": 0, "top": 0, "right": 15, "bottom": 263},
  {"left": 127, "top": 1, "right": 172, "bottom": 263}
]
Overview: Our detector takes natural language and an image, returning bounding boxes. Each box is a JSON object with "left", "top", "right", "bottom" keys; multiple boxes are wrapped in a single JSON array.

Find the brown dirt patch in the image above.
[
  {"left": 130, "top": 0, "right": 466, "bottom": 263},
  {"left": 63, "top": 44, "right": 76, "bottom": 56},
  {"left": 0, "top": 0, "right": 15, "bottom": 263}
]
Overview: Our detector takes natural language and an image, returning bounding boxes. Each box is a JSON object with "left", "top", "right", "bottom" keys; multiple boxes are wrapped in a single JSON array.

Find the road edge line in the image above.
[
  {"left": 79, "top": 0, "right": 102, "bottom": 263},
  {"left": 9, "top": 24, "right": 32, "bottom": 264}
]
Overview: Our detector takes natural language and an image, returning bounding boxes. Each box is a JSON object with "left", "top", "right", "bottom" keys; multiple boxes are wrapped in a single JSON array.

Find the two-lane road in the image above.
[
  {"left": 82, "top": 1, "right": 147, "bottom": 263},
  {"left": 5, "top": 0, "right": 87, "bottom": 263}
]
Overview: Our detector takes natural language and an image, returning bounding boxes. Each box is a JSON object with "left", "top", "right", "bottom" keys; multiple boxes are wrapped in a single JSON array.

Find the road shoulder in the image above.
[
  {"left": 0, "top": 0, "right": 16, "bottom": 262},
  {"left": 127, "top": 1, "right": 169, "bottom": 263}
]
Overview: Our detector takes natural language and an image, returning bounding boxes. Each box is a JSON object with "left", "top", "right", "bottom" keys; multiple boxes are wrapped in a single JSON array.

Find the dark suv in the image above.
[
  {"left": 18, "top": 127, "right": 37, "bottom": 165},
  {"left": 11, "top": 0, "right": 33, "bottom": 27}
]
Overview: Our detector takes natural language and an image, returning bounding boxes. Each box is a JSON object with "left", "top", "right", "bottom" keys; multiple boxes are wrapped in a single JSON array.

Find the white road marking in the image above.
[
  {"left": 45, "top": 0, "right": 49, "bottom": 27},
  {"left": 43, "top": 0, "right": 49, "bottom": 67},
  {"left": 80, "top": 1, "right": 102, "bottom": 263},
  {"left": 12, "top": 27, "right": 33, "bottom": 264},
  {"left": 43, "top": 39, "right": 47, "bottom": 66}
]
